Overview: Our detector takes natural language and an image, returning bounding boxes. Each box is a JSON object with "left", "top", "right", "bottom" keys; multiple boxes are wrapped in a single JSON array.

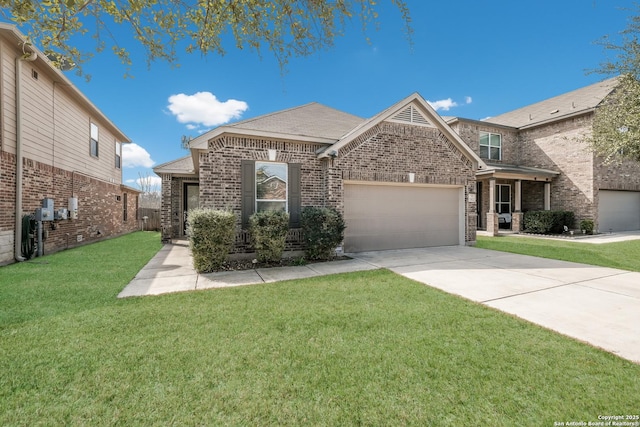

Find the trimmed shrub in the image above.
[
  {"left": 248, "top": 210, "right": 290, "bottom": 263},
  {"left": 187, "top": 208, "right": 236, "bottom": 273},
  {"left": 580, "top": 219, "right": 595, "bottom": 235},
  {"left": 523, "top": 210, "right": 575, "bottom": 234},
  {"left": 301, "top": 207, "right": 346, "bottom": 260}
]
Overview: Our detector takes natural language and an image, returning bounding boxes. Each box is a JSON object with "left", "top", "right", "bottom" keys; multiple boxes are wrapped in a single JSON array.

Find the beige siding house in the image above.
[{"left": 0, "top": 24, "right": 139, "bottom": 265}]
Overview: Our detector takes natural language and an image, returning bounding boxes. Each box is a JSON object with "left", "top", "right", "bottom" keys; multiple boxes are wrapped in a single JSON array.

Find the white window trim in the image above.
[
  {"left": 495, "top": 184, "right": 511, "bottom": 214},
  {"left": 90, "top": 122, "right": 99, "bottom": 157},
  {"left": 115, "top": 141, "right": 122, "bottom": 169},
  {"left": 480, "top": 131, "right": 502, "bottom": 161}
]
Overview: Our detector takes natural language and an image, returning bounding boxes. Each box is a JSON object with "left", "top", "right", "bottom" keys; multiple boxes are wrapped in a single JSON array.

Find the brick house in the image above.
[
  {"left": 155, "top": 78, "right": 640, "bottom": 255},
  {"left": 448, "top": 77, "right": 640, "bottom": 235},
  {"left": 0, "top": 24, "right": 139, "bottom": 265},
  {"left": 155, "top": 94, "right": 484, "bottom": 253}
]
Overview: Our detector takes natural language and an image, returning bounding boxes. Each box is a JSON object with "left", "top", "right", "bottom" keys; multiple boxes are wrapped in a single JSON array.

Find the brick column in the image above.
[
  {"left": 512, "top": 212, "right": 524, "bottom": 233},
  {"left": 161, "top": 174, "right": 172, "bottom": 243}
]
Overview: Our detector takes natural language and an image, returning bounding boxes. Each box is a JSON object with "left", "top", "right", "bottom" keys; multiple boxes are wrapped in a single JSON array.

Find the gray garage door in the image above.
[
  {"left": 598, "top": 190, "right": 640, "bottom": 232},
  {"left": 343, "top": 183, "right": 462, "bottom": 252}
]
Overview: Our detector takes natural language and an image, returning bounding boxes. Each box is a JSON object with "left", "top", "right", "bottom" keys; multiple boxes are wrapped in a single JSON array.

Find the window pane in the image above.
[
  {"left": 490, "top": 146, "right": 500, "bottom": 160},
  {"left": 256, "top": 162, "right": 287, "bottom": 200},
  {"left": 91, "top": 123, "right": 98, "bottom": 140},
  {"left": 257, "top": 201, "right": 286, "bottom": 212},
  {"left": 479, "top": 132, "right": 489, "bottom": 146},
  {"left": 480, "top": 146, "right": 489, "bottom": 159},
  {"left": 490, "top": 134, "right": 501, "bottom": 147},
  {"left": 501, "top": 185, "right": 510, "bottom": 201}
]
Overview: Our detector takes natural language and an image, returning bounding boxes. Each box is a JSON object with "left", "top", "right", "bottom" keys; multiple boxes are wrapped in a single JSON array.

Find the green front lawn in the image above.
[
  {"left": 476, "top": 235, "right": 640, "bottom": 272},
  {"left": 1, "top": 232, "right": 639, "bottom": 425}
]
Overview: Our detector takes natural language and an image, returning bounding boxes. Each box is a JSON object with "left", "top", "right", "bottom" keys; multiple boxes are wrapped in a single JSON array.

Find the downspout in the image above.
[{"left": 14, "top": 49, "right": 37, "bottom": 261}]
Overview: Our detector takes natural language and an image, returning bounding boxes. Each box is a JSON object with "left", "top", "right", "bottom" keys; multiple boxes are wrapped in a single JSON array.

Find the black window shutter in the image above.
[
  {"left": 241, "top": 160, "right": 255, "bottom": 228},
  {"left": 288, "top": 163, "right": 301, "bottom": 228}
]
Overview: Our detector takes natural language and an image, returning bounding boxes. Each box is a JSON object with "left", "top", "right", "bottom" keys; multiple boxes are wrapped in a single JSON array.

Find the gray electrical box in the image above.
[
  {"left": 54, "top": 208, "right": 68, "bottom": 220},
  {"left": 35, "top": 198, "right": 54, "bottom": 221},
  {"left": 35, "top": 207, "right": 53, "bottom": 221}
]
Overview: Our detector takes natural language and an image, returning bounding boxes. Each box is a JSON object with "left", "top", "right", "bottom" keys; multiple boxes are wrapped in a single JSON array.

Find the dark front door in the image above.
[{"left": 183, "top": 183, "right": 199, "bottom": 234}]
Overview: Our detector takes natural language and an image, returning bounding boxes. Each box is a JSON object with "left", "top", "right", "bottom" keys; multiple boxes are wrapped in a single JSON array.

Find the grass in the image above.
[
  {"left": 476, "top": 235, "right": 640, "bottom": 272},
  {"left": 1, "top": 232, "right": 639, "bottom": 425}
]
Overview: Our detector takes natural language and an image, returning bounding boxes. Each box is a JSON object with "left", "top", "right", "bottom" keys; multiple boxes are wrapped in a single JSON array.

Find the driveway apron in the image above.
[{"left": 351, "top": 246, "right": 640, "bottom": 364}]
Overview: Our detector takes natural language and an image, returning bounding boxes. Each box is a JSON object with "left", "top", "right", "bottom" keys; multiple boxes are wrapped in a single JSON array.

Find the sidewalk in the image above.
[{"left": 117, "top": 240, "right": 377, "bottom": 298}]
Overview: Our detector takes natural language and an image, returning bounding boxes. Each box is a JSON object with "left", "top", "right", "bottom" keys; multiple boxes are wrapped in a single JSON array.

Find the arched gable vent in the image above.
[{"left": 389, "top": 104, "right": 433, "bottom": 127}]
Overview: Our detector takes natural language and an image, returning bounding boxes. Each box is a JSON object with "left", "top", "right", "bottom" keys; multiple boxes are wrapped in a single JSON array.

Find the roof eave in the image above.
[
  {"left": 189, "top": 126, "right": 337, "bottom": 150},
  {"left": 0, "top": 23, "right": 130, "bottom": 143}
]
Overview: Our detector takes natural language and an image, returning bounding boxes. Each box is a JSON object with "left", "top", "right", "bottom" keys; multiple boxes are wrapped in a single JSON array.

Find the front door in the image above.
[
  {"left": 183, "top": 183, "right": 199, "bottom": 235},
  {"left": 495, "top": 184, "right": 511, "bottom": 229}
]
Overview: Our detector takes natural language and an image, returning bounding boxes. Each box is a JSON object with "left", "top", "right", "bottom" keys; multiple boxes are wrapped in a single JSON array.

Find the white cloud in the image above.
[
  {"left": 122, "top": 143, "right": 155, "bottom": 168},
  {"left": 427, "top": 96, "right": 473, "bottom": 112},
  {"left": 428, "top": 98, "right": 458, "bottom": 111},
  {"left": 167, "top": 92, "right": 248, "bottom": 127}
]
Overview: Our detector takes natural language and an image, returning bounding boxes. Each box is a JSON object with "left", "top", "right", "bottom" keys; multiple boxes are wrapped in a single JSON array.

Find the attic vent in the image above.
[{"left": 391, "top": 105, "right": 432, "bottom": 126}]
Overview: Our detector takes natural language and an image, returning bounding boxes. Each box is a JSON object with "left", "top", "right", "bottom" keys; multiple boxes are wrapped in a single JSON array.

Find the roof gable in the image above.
[
  {"left": 318, "top": 93, "right": 486, "bottom": 170},
  {"left": 153, "top": 156, "right": 195, "bottom": 175},
  {"left": 484, "top": 77, "right": 619, "bottom": 129}
]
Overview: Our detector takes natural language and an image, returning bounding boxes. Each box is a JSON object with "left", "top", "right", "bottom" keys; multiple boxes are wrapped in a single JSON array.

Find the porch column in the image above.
[
  {"left": 512, "top": 180, "right": 523, "bottom": 233},
  {"left": 544, "top": 182, "right": 551, "bottom": 211},
  {"left": 486, "top": 178, "right": 498, "bottom": 236},
  {"left": 161, "top": 173, "right": 173, "bottom": 243}
]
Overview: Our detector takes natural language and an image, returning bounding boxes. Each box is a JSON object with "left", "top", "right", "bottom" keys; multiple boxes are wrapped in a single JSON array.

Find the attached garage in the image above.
[
  {"left": 598, "top": 190, "right": 640, "bottom": 232},
  {"left": 343, "top": 182, "right": 464, "bottom": 252}
]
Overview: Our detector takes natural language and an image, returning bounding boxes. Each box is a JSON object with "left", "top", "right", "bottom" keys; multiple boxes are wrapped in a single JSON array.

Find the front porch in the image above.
[{"left": 476, "top": 164, "right": 560, "bottom": 236}]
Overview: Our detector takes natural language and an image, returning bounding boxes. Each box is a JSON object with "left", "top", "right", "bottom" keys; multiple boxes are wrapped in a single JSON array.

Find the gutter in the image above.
[{"left": 14, "top": 49, "right": 38, "bottom": 262}]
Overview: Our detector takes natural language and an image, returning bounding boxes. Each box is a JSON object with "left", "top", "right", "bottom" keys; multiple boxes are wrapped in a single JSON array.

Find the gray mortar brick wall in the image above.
[
  {"left": 329, "top": 122, "right": 477, "bottom": 244},
  {"left": 2, "top": 153, "right": 140, "bottom": 264},
  {"left": 517, "top": 115, "right": 595, "bottom": 224},
  {"left": 168, "top": 121, "right": 479, "bottom": 252}
]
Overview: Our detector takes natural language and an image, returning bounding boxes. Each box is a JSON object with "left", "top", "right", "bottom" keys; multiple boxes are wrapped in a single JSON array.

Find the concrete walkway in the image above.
[
  {"left": 118, "top": 240, "right": 378, "bottom": 298},
  {"left": 119, "top": 234, "right": 640, "bottom": 364}
]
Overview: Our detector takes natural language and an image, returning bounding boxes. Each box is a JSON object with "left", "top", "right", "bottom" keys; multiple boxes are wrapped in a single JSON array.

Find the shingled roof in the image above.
[
  {"left": 224, "top": 102, "right": 364, "bottom": 141},
  {"left": 484, "top": 77, "right": 619, "bottom": 129}
]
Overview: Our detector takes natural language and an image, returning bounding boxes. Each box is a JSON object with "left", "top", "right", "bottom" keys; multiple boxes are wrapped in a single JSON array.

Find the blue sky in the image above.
[{"left": 61, "top": 0, "right": 637, "bottom": 189}]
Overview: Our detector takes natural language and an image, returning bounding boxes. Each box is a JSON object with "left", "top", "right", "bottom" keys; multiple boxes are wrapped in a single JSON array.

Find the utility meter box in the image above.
[
  {"left": 54, "top": 208, "right": 68, "bottom": 220},
  {"left": 36, "top": 198, "right": 55, "bottom": 221},
  {"left": 35, "top": 207, "right": 53, "bottom": 221}
]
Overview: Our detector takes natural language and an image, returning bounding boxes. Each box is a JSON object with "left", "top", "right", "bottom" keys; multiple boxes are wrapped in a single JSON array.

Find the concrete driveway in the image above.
[{"left": 351, "top": 246, "right": 640, "bottom": 364}]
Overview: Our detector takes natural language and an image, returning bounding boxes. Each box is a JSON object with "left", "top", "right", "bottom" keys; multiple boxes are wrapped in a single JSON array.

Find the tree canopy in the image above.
[
  {"left": 0, "top": 0, "right": 412, "bottom": 77},
  {"left": 592, "top": 6, "right": 640, "bottom": 162}
]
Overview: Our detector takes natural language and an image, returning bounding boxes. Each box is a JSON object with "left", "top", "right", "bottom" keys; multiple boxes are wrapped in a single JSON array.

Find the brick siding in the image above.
[
  {"left": 161, "top": 121, "right": 478, "bottom": 252},
  {"left": 1, "top": 152, "right": 140, "bottom": 265}
]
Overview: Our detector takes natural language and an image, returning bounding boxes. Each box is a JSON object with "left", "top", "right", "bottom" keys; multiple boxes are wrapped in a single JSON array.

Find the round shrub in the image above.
[
  {"left": 248, "top": 210, "right": 290, "bottom": 263},
  {"left": 187, "top": 208, "right": 236, "bottom": 273},
  {"left": 301, "top": 207, "right": 346, "bottom": 260}
]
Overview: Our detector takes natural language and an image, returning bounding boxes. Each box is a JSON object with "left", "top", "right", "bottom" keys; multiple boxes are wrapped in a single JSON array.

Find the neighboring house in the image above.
[
  {"left": 448, "top": 77, "right": 640, "bottom": 235},
  {"left": 0, "top": 24, "right": 139, "bottom": 265},
  {"left": 155, "top": 94, "right": 484, "bottom": 253}
]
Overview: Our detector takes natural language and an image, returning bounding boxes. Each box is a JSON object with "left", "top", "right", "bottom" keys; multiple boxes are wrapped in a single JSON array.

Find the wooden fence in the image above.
[{"left": 139, "top": 208, "right": 161, "bottom": 231}]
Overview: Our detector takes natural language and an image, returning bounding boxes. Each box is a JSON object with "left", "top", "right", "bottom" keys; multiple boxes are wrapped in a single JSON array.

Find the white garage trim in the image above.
[
  {"left": 343, "top": 181, "right": 465, "bottom": 252},
  {"left": 598, "top": 190, "right": 640, "bottom": 232}
]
